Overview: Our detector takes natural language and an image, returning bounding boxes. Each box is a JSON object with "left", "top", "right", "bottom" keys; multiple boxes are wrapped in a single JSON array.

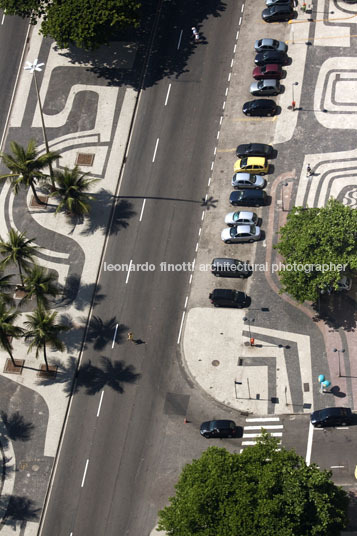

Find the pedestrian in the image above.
[
  {"left": 306, "top": 164, "right": 312, "bottom": 177},
  {"left": 127, "top": 332, "right": 134, "bottom": 342},
  {"left": 191, "top": 26, "right": 200, "bottom": 41}
]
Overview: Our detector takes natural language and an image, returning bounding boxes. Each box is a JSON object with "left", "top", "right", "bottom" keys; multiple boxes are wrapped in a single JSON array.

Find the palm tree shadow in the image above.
[
  {"left": 80, "top": 193, "right": 136, "bottom": 236},
  {"left": 0, "top": 495, "right": 40, "bottom": 530},
  {"left": 36, "top": 356, "right": 77, "bottom": 395},
  {"left": 1, "top": 411, "right": 34, "bottom": 442},
  {"left": 76, "top": 357, "right": 141, "bottom": 395},
  {"left": 84, "top": 316, "right": 128, "bottom": 350},
  {"left": 58, "top": 277, "right": 105, "bottom": 310}
]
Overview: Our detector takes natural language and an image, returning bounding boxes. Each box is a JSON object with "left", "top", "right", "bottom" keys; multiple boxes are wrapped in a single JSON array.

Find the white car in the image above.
[
  {"left": 232, "top": 172, "right": 266, "bottom": 189},
  {"left": 224, "top": 211, "right": 259, "bottom": 227},
  {"left": 221, "top": 224, "right": 261, "bottom": 244}
]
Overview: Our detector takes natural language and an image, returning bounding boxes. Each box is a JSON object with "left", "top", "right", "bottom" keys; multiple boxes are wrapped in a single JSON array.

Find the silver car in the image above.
[
  {"left": 255, "top": 38, "right": 288, "bottom": 53},
  {"left": 250, "top": 79, "right": 280, "bottom": 96},
  {"left": 221, "top": 224, "right": 261, "bottom": 244},
  {"left": 232, "top": 172, "right": 265, "bottom": 189},
  {"left": 225, "top": 211, "right": 259, "bottom": 227}
]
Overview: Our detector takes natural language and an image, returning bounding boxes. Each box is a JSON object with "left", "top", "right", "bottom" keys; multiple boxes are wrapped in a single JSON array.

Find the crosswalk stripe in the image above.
[
  {"left": 245, "top": 417, "right": 280, "bottom": 422},
  {"left": 242, "top": 440, "right": 282, "bottom": 445},
  {"left": 244, "top": 425, "right": 283, "bottom": 430},
  {"left": 243, "top": 432, "right": 283, "bottom": 438}
]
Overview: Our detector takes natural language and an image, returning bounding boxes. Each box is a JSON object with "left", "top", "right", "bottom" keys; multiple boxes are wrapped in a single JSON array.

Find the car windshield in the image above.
[
  {"left": 258, "top": 81, "right": 264, "bottom": 89},
  {"left": 230, "top": 227, "right": 238, "bottom": 237},
  {"left": 272, "top": 40, "right": 279, "bottom": 47},
  {"left": 233, "top": 212, "right": 240, "bottom": 221},
  {"left": 250, "top": 225, "right": 256, "bottom": 234},
  {"left": 250, "top": 176, "right": 257, "bottom": 183},
  {"left": 240, "top": 158, "right": 248, "bottom": 167}
]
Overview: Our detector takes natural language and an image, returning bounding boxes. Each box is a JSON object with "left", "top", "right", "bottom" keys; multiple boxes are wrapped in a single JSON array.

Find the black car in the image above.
[
  {"left": 262, "top": 5, "right": 294, "bottom": 22},
  {"left": 236, "top": 143, "right": 274, "bottom": 158},
  {"left": 230, "top": 190, "right": 267, "bottom": 207},
  {"left": 200, "top": 420, "right": 238, "bottom": 438},
  {"left": 310, "top": 407, "right": 353, "bottom": 427},
  {"left": 209, "top": 289, "right": 249, "bottom": 308},
  {"left": 255, "top": 50, "right": 288, "bottom": 66},
  {"left": 211, "top": 258, "right": 251, "bottom": 278},
  {"left": 243, "top": 99, "right": 277, "bottom": 117},
  {"left": 266, "top": 0, "right": 294, "bottom": 6}
]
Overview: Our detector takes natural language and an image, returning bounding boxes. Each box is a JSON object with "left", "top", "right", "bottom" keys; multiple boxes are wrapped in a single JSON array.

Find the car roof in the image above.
[
  {"left": 270, "top": 4, "right": 293, "bottom": 10},
  {"left": 245, "top": 156, "right": 266, "bottom": 164},
  {"left": 212, "top": 258, "right": 243, "bottom": 265},
  {"left": 233, "top": 172, "right": 251, "bottom": 179},
  {"left": 230, "top": 190, "right": 265, "bottom": 198},
  {"left": 210, "top": 420, "right": 236, "bottom": 428},
  {"left": 312, "top": 407, "right": 352, "bottom": 418},
  {"left": 235, "top": 211, "right": 255, "bottom": 218},
  {"left": 263, "top": 64, "right": 282, "bottom": 70},
  {"left": 258, "top": 38, "right": 276, "bottom": 46},
  {"left": 211, "top": 289, "right": 245, "bottom": 297}
]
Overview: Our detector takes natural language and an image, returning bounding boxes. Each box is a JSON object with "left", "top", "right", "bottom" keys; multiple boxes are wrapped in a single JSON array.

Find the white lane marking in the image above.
[
  {"left": 184, "top": 296, "right": 188, "bottom": 308},
  {"left": 241, "top": 3, "right": 245, "bottom": 11},
  {"left": 243, "top": 432, "right": 282, "bottom": 438},
  {"left": 201, "top": 211, "right": 205, "bottom": 220},
  {"left": 97, "top": 391, "right": 104, "bottom": 417},
  {"left": 239, "top": 16, "right": 242, "bottom": 25},
  {"left": 195, "top": 242, "right": 198, "bottom": 252},
  {"left": 152, "top": 138, "right": 159, "bottom": 162},
  {"left": 214, "top": 146, "right": 217, "bottom": 155},
  {"left": 306, "top": 422, "right": 314, "bottom": 466},
  {"left": 125, "top": 260, "right": 133, "bottom": 284},
  {"left": 177, "top": 311, "right": 186, "bottom": 344},
  {"left": 243, "top": 440, "right": 281, "bottom": 445},
  {"left": 189, "top": 274, "right": 193, "bottom": 284},
  {"left": 228, "top": 72, "right": 231, "bottom": 83},
  {"left": 210, "top": 161, "right": 214, "bottom": 170},
  {"left": 220, "top": 116, "right": 223, "bottom": 125},
  {"left": 177, "top": 29, "right": 183, "bottom": 49},
  {"left": 208, "top": 177, "right": 211, "bottom": 186},
  {"left": 223, "top": 101, "right": 226, "bottom": 110},
  {"left": 225, "top": 87, "right": 228, "bottom": 96},
  {"left": 236, "top": 30, "right": 239, "bottom": 39},
  {"left": 205, "top": 193, "right": 208, "bottom": 201},
  {"left": 112, "top": 323, "right": 118, "bottom": 348},
  {"left": 165, "top": 84, "right": 171, "bottom": 106},
  {"left": 336, "top": 427, "right": 350, "bottom": 430},
  {"left": 230, "top": 59, "right": 234, "bottom": 68},
  {"left": 139, "top": 199, "right": 146, "bottom": 221},
  {"left": 246, "top": 417, "right": 280, "bottom": 422},
  {"left": 81, "top": 460, "right": 89, "bottom": 487},
  {"left": 216, "top": 130, "right": 220, "bottom": 140},
  {"left": 198, "top": 227, "right": 201, "bottom": 236},
  {"left": 244, "top": 425, "right": 283, "bottom": 430},
  {"left": 1, "top": 12, "right": 5, "bottom": 24},
  {"left": 233, "top": 44, "right": 237, "bottom": 53},
  {"left": 331, "top": 465, "right": 344, "bottom": 468}
]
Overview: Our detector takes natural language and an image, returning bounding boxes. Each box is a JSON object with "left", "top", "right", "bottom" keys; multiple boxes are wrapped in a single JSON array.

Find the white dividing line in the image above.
[
  {"left": 112, "top": 323, "right": 118, "bottom": 348},
  {"left": 97, "top": 391, "right": 104, "bottom": 417},
  {"left": 177, "top": 29, "right": 183, "bottom": 49},
  {"left": 81, "top": 460, "right": 89, "bottom": 487},
  {"left": 242, "top": 440, "right": 281, "bottom": 446},
  {"left": 246, "top": 417, "right": 280, "bottom": 422},
  {"left": 331, "top": 465, "right": 344, "bottom": 468},
  {"left": 233, "top": 44, "right": 237, "bottom": 53},
  {"left": 244, "top": 425, "right": 283, "bottom": 430},
  {"left": 228, "top": 72, "right": 231, "bottom": 82},
  {"left": 152, "top": 138, "right": 159, "bottom": 162},
  {"left": 165, "top": 84, "right": 171, "bottom": 106},
  {"left": 216, "top": 131, "right": 220, "bottom": 140},
  {"left": 184, "top": 296, "right": 188, "bottom": 308},
  {"left": 139, "top": 199, "right": 146, "bottom": 221},
  {"left": 230, "top": 59, "right": 234, "bottom": 68},
  {"left": 177, "top": 311, "right": 186, "bottom": 344},
  {"left": 222, "top": 101, "right": 226, "bottom": 110},
  {"left": 336, "top": 427, "right": 350, "bottom": 430},
  {"left": 243, "top": 432, "right": 282, "bottom": 438},
  {"left": 239, "top": 16, "right": 242, "bottom": 25},
  {"left": 241, "top": 3, "right": 245, "bottom": 11},
  {"left": 201, "top": 211, "right": 205, "bottom": 220},
  {"left": 225, "top": 87, "right": 229, "bottom": 96},
  {"left": 210, "top": 162, "right": 214, "bottom": 171},
  {"left": 189, "top": 274, "right": 193, "bottom": 284},
  {"left": 195, "top": 242, "right": 199, "bottom": 252},
  {"left": 1, "top": 12, "right": 5, "bottom": 24},
  {"left": 214, "top": 146, "right": 217, "bottom": 155},
  {"left": 125, "top": 260, "right": 133, "bottom": 284},
  {"left": 198, "top": 227, "right": 202, "bottom": 236},
  {"left": 236, "top": 30, "right": 239, "bottom": 39},
  {"left": 220, "top": 116, "right": 223, "bottom": 125},
  {"left": 208, "top": 177, "right": 211, "bottom": 186},
  {"left": 205, "top": 193, "right": 208, "bottom": 201},
  {"left": 305, "top": 422, "right": 314, "bottom": 466}
]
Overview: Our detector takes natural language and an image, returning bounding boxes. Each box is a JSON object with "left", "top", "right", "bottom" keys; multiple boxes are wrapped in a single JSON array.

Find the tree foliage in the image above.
[
  {"left": 274, "top": 198, "right": 357, "bottom": 302},
  {"left": 0, "top": 0, "right": 141, "bottom": 49},
  {"left": 158, "top": 432, "right": 349, "bottom": 536}
]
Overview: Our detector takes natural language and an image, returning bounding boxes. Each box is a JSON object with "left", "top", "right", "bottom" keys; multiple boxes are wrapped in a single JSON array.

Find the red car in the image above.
[{"left": 252, "top": 64, "right": 283, "bottom": 80}]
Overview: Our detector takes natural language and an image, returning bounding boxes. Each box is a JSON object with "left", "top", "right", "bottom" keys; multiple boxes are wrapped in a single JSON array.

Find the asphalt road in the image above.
[
  {"left": 39, "top": 2, "right": 247, "bottom": 535},
  {"left": 0, "top": 12, "right": 29, "bottom": 148}
]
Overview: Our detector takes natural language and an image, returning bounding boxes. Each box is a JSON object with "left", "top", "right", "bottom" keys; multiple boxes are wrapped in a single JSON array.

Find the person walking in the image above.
[
  {"left": 306, "top": 164, "right": 312, "bottom": 177},
  {"left": 192, "top": 27, "right": 200, "bottom": 41}
]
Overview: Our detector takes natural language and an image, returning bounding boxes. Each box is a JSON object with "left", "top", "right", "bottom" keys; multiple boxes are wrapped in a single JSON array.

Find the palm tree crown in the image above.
[
  {"left": 0, "top": 139, "right": 60, "bottom": 204},
  {"left": 0, "top": 270, "right": 15, "bottom": 306},
  {"left": 0, "top": 301, "right": 24, "bottom": 366},
  {"left": 0, "top": 229, "right": 38, "bottom": 286},
  {"left": 22, "top": 265, "right": 59, "bottom": 309},
  {"left": 24, "top": 307, "right": 69, "bottom": 370},
  {"left": 51, "top": 166, "right": 98, "bottom": 217}
]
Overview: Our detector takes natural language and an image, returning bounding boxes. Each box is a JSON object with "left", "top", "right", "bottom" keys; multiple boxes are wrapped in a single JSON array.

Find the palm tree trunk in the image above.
[
  {"left": 43, "top": 343, "right": 49, "bottom": 371},
  {"left": 30, "top": 182, "right": 46, "bottom": 206},
  {"left": 7, "top": 348, "right": 17, "bottom": 367},
  {"left": 17, "top": 261, "right": 24, "bottom": 287}
]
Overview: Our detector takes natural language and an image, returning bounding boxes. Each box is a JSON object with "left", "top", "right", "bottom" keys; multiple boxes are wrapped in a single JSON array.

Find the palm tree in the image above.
[
  {"left": 0, "top": 229, "right": 38, "bottom": 287},
  {"left": 50, "top": 166, "right": 98, "bottom": 217},
  {"left": 0, "top": 270, "right": 15, "bottom": 306},
  {"left": 22, "top": 265, "right": 59, "bottom": 309},
  {"left": 24, "top": 307, "right": 69, "bottom": 371},
  {"left": 0, "top": 139, "right": 60, "bottom": 203},
  {"left": 0, "top": 301, "right": 24, "bottom": 367}
]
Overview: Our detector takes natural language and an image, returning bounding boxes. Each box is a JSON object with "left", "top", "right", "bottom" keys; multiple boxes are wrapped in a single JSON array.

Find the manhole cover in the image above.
[
  {"left": 212, "top": 360, "right": 220, "bottom": 367},
  {"left": 76, "top": 153, "right": 95, "bottom": 166}
]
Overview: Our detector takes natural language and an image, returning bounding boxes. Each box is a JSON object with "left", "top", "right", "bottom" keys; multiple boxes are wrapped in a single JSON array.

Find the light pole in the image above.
[
  {"left": 333, "top": 348, "right": 345, "bottom": 378},
  {"left": 243, "top": 316, "right": 255, "bottom": 339},
  {"left": 24, "top": 59, "right": 55, "bottom": 187},
  {"left": 291, "top": 81, "right": 298, "bottom": 110}
]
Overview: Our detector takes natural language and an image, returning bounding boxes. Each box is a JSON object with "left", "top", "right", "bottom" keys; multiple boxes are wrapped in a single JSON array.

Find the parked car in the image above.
[
  {"left": 234, "top": 157, "right": 268, "bottom": 174},
  {"left": 255, "top": 50, "right": 288, "bottom": 66},
  {"left": 262, "top": 4, "right": 294, "bottom": 21},
  {"left": 253, "top": 64, "right": 283, "bottom": 80},
  {"left": 209, "top": 289, "right": 249, "bottom": 308},
  {"left": 225, "top": 210, "right": 259, "bottom": 226},
  {"left": 310, "top": 407, "right": 353, "bottom": 427},
  {"left": 266, "top": 0, "right": 294, "bottom": 7},
  {"left": 221, "top": 224, "right": 261, "bottom": 244},
  {"left": 250, "top": 79, "right": 280, "bottom": 96},
  {"left": 232, "top": 172, "right": 265, "bottom": 189},
  {"left": 229, "top": 190, "right": 267, "bottom": 207},
  {"left": 211, "top": 258, "right": 251, "bottom": 278},
  {"left": 243, "top": 99, "right": 277, "bottom": 117},
  {"left": 254, "top": 38, "right": 288, "bottom": 53},
  {"left": 236, "top": 143, "right": 274, "bottom": 158},
  {"left": 200, "top": 420, "right": 239, "bottom": 438}
]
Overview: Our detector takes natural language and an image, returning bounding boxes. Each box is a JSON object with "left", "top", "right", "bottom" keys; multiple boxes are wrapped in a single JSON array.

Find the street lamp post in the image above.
[
  {"left": 333, "top": 348, "right": 345, "bottom": 378},
  {"left": 243, "top": 316, "right": 255, "bottom": 339},
  {"left": 24, "top": 59, "right": 55, "bottom": 187},
  {"left": 291, "top": 81, "right": 298, "bottom": 110}
]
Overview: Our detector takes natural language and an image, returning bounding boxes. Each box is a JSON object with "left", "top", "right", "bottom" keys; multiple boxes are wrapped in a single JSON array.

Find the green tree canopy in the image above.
[
  {"left": 274, "top": 198, "right": 357, "bottom": 302},
  {"left": 158, "top": 432, "right": 348, "bottom": 536},
  {"left": 0, "top": 0, "right": 141, "bottom": 49}
]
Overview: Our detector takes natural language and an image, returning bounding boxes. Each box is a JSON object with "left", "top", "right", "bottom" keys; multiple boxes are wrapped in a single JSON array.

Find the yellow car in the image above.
[{"left": 234, "top": 157, "right": 268, "bottom": 175}]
